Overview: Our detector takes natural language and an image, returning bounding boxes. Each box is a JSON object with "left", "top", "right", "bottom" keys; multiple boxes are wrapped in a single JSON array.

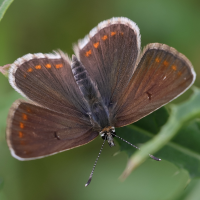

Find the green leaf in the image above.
[
  {"left": 0, "top": 0, "right": 14, "bottom": 22},
  {"left": 177, "top": 179, "right": 200, "bottom": 200},
  {"left": 116, "top": 106, "right": 169, "bottom": 157},
  {"left": 158, "top": 119, "right": 200, "bottom": 178},
  {"left": 115, "top": 87, "right": 200, "bottom": 180},
  {"left": 134, "top": 105, "right": 170, "bottom": 134}
]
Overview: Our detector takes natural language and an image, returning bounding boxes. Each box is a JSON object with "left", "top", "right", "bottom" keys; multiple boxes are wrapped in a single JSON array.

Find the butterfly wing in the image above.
[
  {"left": 74, "top": 17, "right": 140, "bottom": 108},
  {"left": 115, "top": 43, "right": 196, "bottom": 127},
  {"left": 6, "top": 100, "right": 98, "bottom": 160},
  {"left": 8, "top": 51, "right": 96, "bottom": 160},
  {"left": 9, "top": 51, "right": 88, "bottom": 115}
]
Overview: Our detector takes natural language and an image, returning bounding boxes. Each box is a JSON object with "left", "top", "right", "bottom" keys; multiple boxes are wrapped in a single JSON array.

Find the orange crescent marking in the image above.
[
  {"left": 155, "top": 57, "right": 160, "bottom": 63},
  {"left": 93, "top": 42, "right": 99, "bottom": 48},
  {"left": 22, "top": 114, "right": 27, "bottom": 120},
  {"left": 163, "top": 61, "right": 169, "bottom": 66},
  {"left": 19, "top": 131, "right": 23, "bottom": 138},
  {"left": 20, "top": 122, "right": 24, "bottom": 129},
  {"left": 35, "top": 65, "right": 41, "bottom": 69},
  {"left": 172, "top": 65, "right": 177, "bottom": 71},
  {"left": 20, "top": 141, "right": 25, "bottom": 145},
  {"left": 111, "top": 32, "right": 116, "bottom": 36},
  {"left": 102, "top": 35, "right": 108, "bottom": 40},
  {"left": 56, "top": 64, "right": 63, "bottom": 69},
  {"left": 27, "top": 108, "right": 31, "bottom": 113},
  {"left": 45, "top": 64, "right": 51, "bottom": 68},
  {"left": 27, "top": 68, "right": 33, "bottom": 72},
  {"left": 85, "top": 50, "right": 92, "bottom": 57}
]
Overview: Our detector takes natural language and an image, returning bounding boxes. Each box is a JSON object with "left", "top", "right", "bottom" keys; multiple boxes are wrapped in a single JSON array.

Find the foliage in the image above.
[{"left": 0, "top": 0, "right": 13, "bottom": 21}]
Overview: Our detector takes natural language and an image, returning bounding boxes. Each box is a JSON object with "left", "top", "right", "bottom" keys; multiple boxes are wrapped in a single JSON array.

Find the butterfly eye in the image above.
[{"left": 100, "top": 133, "right": 106, "bottom": 140}]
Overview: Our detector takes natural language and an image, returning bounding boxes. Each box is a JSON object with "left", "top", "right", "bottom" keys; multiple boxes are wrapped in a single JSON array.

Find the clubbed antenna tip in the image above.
[
  {"left": 85, "top": 176, "right": 92, "bottom": 187},
  {"left": 149, "top": 154, "right": 161, "bottom": 161}
]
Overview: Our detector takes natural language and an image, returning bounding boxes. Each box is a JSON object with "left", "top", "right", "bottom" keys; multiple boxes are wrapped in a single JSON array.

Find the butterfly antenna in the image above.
[
  {"left": 85, "top": 138, "right": 106, "bottom": 187},
  {"left": 149, "top": 154, "right": 161, "bottom": 161},
  {"left": 112, "top": 133, "right": 161, "bottom": 161},
  {"left": 113, "top": 134, "right": 140, "bottom": 150}
]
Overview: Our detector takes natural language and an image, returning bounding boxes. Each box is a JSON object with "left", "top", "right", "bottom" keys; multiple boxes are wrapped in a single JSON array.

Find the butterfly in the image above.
[{"left": 6, "top": 17, "right": 196, "bottom": 186}]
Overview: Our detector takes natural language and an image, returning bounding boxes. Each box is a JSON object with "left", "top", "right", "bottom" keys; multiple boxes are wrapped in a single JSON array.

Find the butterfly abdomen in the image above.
[
  {"left": 72, "top": 55, "right": 97, "bottom": 103},
  {"left": 71, "top": 55, "right": 110, "bottom": 129}
]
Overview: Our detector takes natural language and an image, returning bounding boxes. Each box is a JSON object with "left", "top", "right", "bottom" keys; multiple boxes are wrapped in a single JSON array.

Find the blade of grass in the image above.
[{"left": 0, "top": 0, "right": 14, "bottom": 21}]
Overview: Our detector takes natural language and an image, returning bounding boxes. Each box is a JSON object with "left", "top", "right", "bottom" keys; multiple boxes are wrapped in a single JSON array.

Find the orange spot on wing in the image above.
[
  {"left": 35, "top": 65, "right": 41, "bottom": 69},
  {"left": 27, "top": 68, "right": 33, "bottom": 72},
  {"left": 85, "top": 50, "right": 92, "bottom": 57},
  {"left": 120, "top": 32, "right": 124, "bottom": 35},
  {"left": 20, "top": 122, "right": 24, "bottom": 129},
  {"left": 102, "top": 35, "right": 108, "bottom": 40},
  {"left": 111, "top": 32, "right": 116, "bottom": 36},
  {"left": 24, "top": 74, "right": 27, "bottom": 78},
  {"left": 45, "top": 64, "right": 51, "bottom": 68},
  {"left": 20, "top": 140, "right": 25, "bottom": 145},
  {"left": 22, "top": 114, "right": 27, "bottom": 120},
  {"left": 178, "top": 71, "right": 182, "bottom": 76},
  {"left": 93, "top": 42, "right": 99, "bottom": 48},
  {"left": 155, "top": 57, "right": 160, "bottom": 63},
  {"left": 55, "top": 64, "right": 63, "bottom": 69},
  {"left": 172, "top": 65, "right": 177, "bottom": 71},
  {"left": 163, "top": 61, "right": 169, "bottom": 66},
  {"left": 19, "top": 131, "right": 23, "bottom": 138},
  {"left": 26, "top": 108, "right": 31, "bottom": 113}
]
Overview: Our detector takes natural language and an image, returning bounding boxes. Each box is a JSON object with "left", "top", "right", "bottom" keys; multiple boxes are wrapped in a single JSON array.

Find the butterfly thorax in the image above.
[
  {"left": 100, "top": 126, "right": 116, "bottom": 147},
  {"left": 71, "top": 55, "right": 112, "bottom": 131}
]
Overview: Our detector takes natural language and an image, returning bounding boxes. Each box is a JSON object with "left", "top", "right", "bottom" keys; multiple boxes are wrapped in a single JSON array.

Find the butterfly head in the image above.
[{"left": 100, "top": 126, "right": 115, "bottom": 147}]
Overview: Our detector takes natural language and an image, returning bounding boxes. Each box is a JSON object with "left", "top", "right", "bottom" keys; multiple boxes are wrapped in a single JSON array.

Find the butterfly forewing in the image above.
[
  {"left": 74, "top": 17, "right": 140, "bottom": 107},
  {"left": 115, "top": 43, "right": 195, "bottom": 127},
  {"left": 9, "top": 51, "right": 88, "bottom": 115},
  {"left": 7, "top": 100, "right": 98, "bottom": 160}
]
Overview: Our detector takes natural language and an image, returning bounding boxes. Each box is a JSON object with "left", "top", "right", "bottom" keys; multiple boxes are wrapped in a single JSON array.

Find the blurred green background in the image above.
[{"left": 0, "top": 0, "right": 200, "bottom": 199}]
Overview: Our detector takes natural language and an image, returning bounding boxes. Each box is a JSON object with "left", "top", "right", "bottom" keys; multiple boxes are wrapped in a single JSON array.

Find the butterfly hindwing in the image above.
[
  {"left": 115, "top": 43, "right": 196, "bottom": 127},
  {"left": 6, "top": 100, "right": 98, "bottom": 160}
]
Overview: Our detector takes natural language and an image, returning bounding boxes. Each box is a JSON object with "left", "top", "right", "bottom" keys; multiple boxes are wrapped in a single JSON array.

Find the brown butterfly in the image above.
[{"left": 6, "top": 17, "right": 196, "bottom": 186}]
